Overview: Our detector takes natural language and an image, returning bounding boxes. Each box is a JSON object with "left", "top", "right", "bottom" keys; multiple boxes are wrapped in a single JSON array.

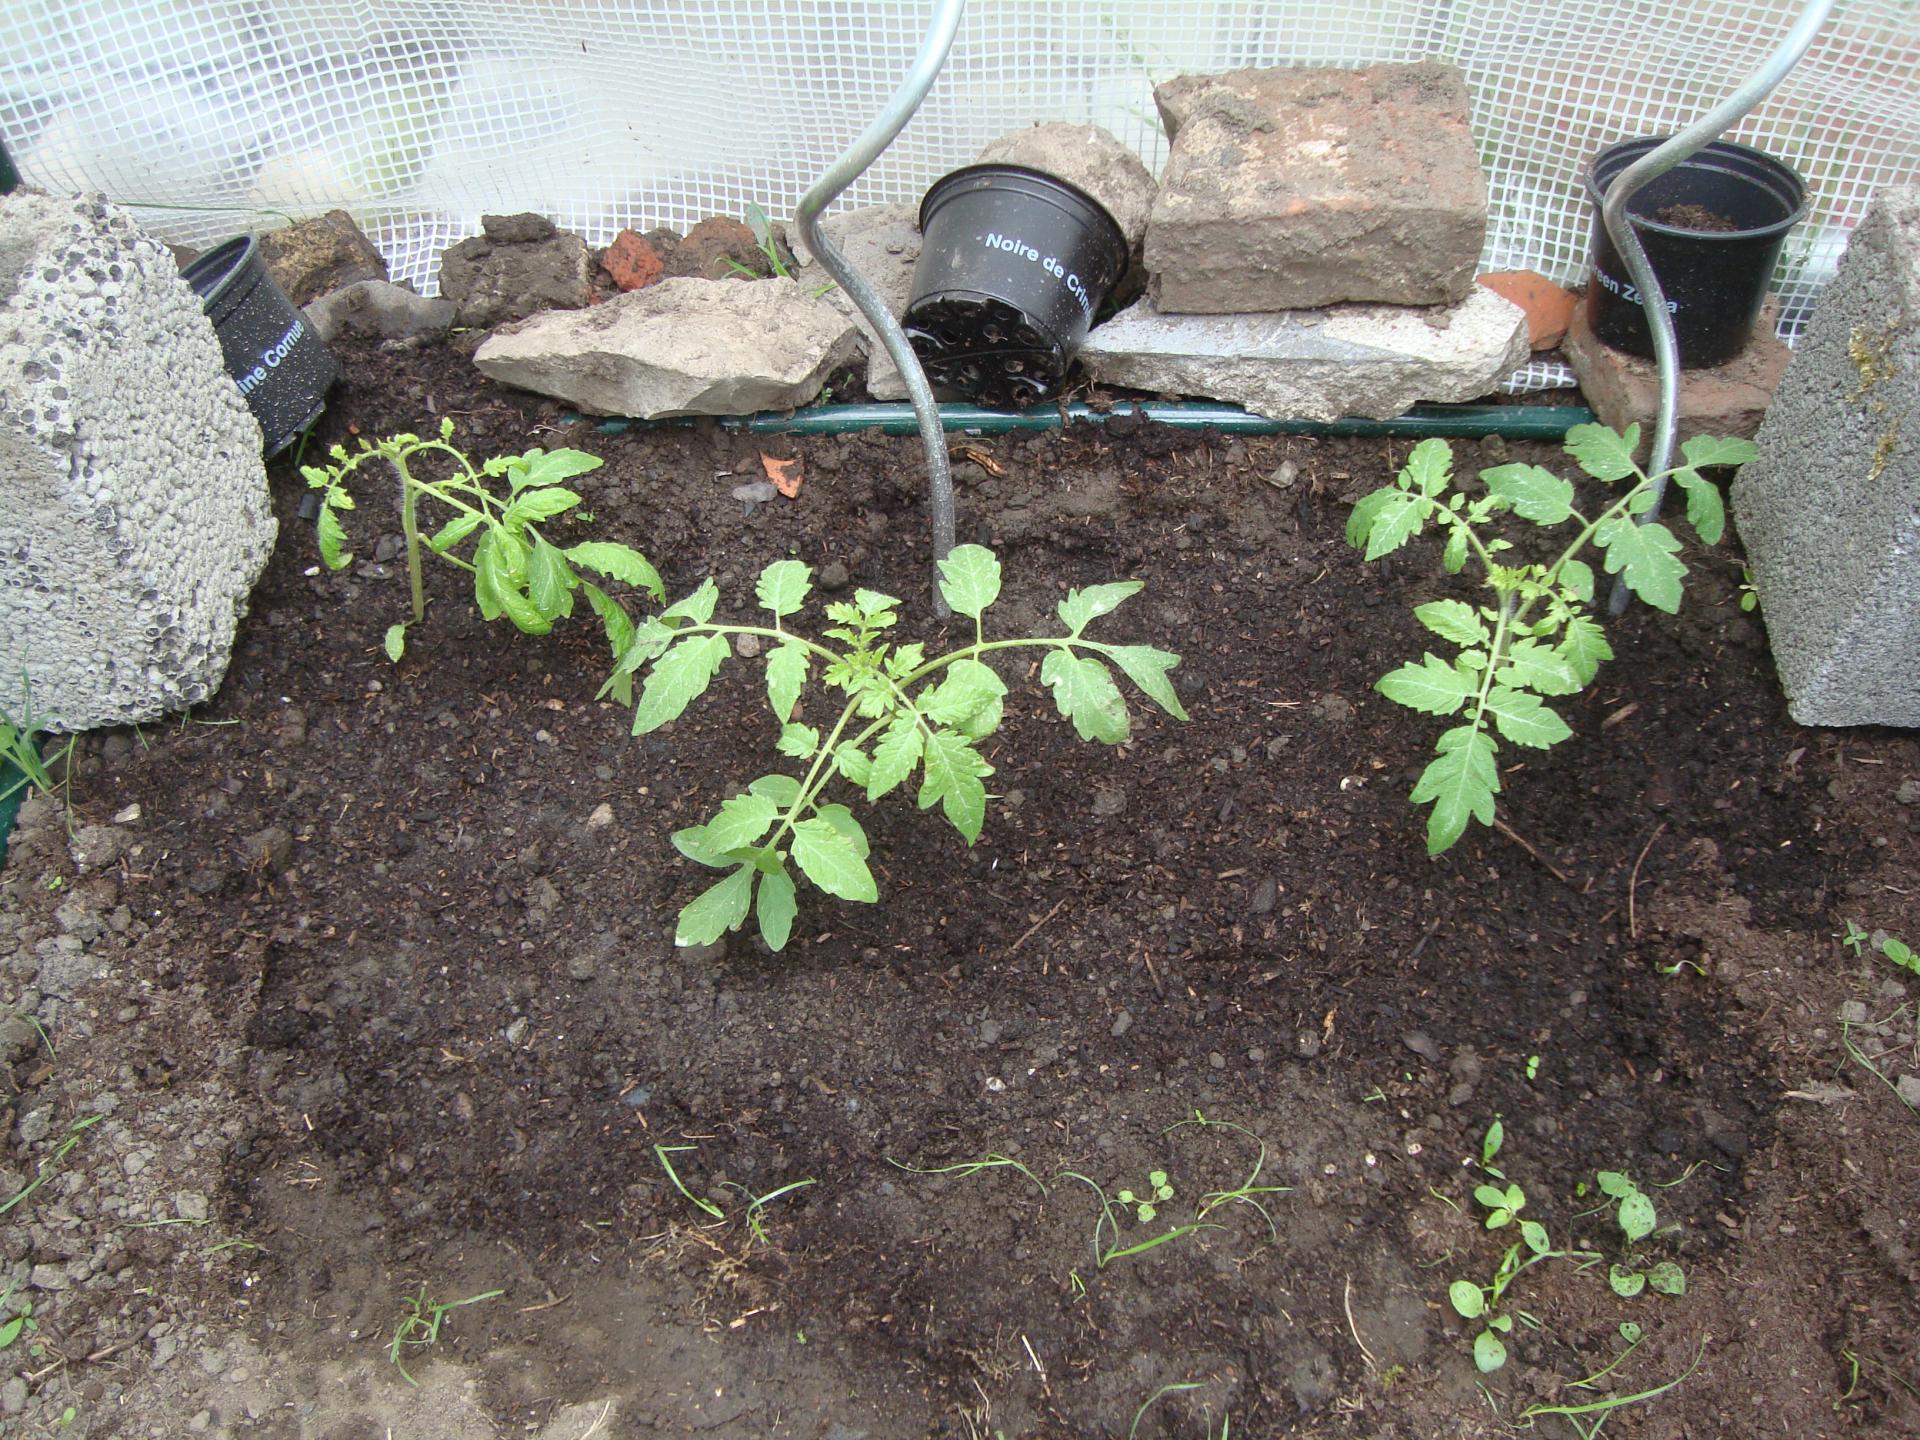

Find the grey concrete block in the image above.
[
  {"left": 1145, "top": 62, "right": 1487, "bottom": 312},
  {"left": 1079, "top": 288, "right": 1528, "bottom": 422},
  {"left": 1732, "top": 187, "right": 1920, "bottom": 728},
  {"left": 473, "top": 276, "right": 859, "bottom": 417},
  {"left": 0, "top": 193, "right": 275, "bottom": 731},
  {"left": 976, "top": 123, "right": 1156, "bottom": 249}
]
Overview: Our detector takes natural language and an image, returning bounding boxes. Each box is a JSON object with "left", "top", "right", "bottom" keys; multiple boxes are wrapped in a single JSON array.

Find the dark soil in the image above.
[
  {"left": 2, "top": 332, "right": 1917, "bottom": 1440},
  {"left": 1650, "top": 203, "right": 1739, "bottom": 233}
]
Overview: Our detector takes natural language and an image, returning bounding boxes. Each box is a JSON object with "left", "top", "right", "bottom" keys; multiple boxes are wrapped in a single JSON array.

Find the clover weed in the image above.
[
  {"left": 1348, "top": 425, "right": 1755, "bottom": 853},
  {"left": 305, "top": 421, "right": 662, "bottom": 682},
  {"left": 615, "top": 545, "right": 1185, "bottom": 952}
]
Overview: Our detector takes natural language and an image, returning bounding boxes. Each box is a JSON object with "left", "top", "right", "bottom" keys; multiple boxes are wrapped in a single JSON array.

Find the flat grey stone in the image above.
[
  {"left": 305, "top": 279, "right": 454, "bottom": 344},
  {"left": 1732, "top": 186, "right": 1920, "bottom": 727},
  {"left": 475, "top": 277, "right": 859, "bottom": 418},
  {"left": 1080, "top": 288, "right": 1528, "bottom": 421}
]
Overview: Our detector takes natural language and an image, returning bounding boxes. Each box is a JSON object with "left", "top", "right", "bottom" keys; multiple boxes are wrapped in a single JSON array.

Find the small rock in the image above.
[
  {"left": 1897, "top": 1074, "right": 1920, "bottom": 1108},
  {"left": 734, "top": 634, "right": 762, "bottom": 658},
  {"left": 1264, "top": 460, "right": 1298, "bottom": 489},
  {"left": 372, "top": 534, "right": 406, "bottom": 563},
  {"left": 237, "top": 826, "right": 294, "bottom": 873},
  {"left": 1209, "top": 1051, "right": 1226, "bottom": 1070},
  {"left": 1839, "top": 999, "right": 1871, "bottom": 1026},
  {"left": 566, "top": 953, "right": 597, "bottom": 981},
  {"left": 173, "top": 1190, "right": 210, "bottom": 1223},
  {"left": 68, "top": 823, "right": 131, "bottom": 872},
  {"left": 111, "top": 803, "right": 141, "bottom": 824},
  {"left": 1896, "top": 778, "right": 1920, "bottom": 806},
  {"left": 1476, "top": 270, "right": 1578, "bottom": 350},
  {"left": 1402, "top": 1030, "right": 1442, "bottom": 1063},
  {"left": 1110, "top": 1009, "right": 1133, "bottom": 1038},
  {"left": 504, "top": 1017, "right": 531, "bottom": 1046},
  {"left": 304, "top": 279, "right": 455, "bottom": 344},
  {"left": 1092, "top": 788, "right": 1127, "bottom": 817},
  {"left": 817, "top": 561, "right": 851, "bottom": 592},
  {"left": 29, "top": 1262, "right": 70, "bottom": 1290},
  {"left": 731, "top": 480, "right": 778, "bottom": 505},
  {"left": 439, "top": 213, "right": 593, "bottom": 328},
  {"left": 980, "top": 1019, "right": 1002, "bottom": 1044},
  {"left": 665, "top": 216, "right": 774, "bottom": 280},
  {"left": 585, "top": 803, "right": 614, "bottom": 830},
  {"left": 256, "top": 209, "right": 388, "bottom": 306},
  {"left": 0, "top": 1376, "right": 26, "bottom": 1415},
  {"left": 1250, "top": 876, "right": 1278, "bottom": 914},
  {"left": 602, "top": 228, "right": 671, "bottom": 292}
]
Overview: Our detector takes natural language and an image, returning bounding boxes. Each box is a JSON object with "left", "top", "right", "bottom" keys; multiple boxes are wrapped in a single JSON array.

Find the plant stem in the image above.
[{"left": 393, "top": 453, "right": 427, "bottom": 624}]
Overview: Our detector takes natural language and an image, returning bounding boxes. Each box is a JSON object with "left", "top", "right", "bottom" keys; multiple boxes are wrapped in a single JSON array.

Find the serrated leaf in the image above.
[
  {"left": 833, "top": 744, "right": 872, "bottom": 786},
  {"left": 923, "top": 662, "right": 1005, "bottom": 727},
  {"left": 1410, "top": 725, "right": 1498, "bottom": 854},
  {"left": 1499, "top": 640, "right": 1582, "bottom": 697},
  {"left": 1473, "top": 1331, "right": 1508, "bottom": 1374},
  {"left": 475, "top": 535, "right": 550, "bottom": 634},
  {"left": 1672, "top": 467, "right": 1726, "bottom": 544},
  {"left": 777, "top": 722, "right": 820, "bottom": 758},
  {"left": 852, "top": 588, "right": 900, "bottom": 623},
  {"left": 1040, "top": 650, "right": 1130, "bottom": 744},
  {"left": 383, "top": 623, "right": 407, "bottom": 662},
  {"left": 582, "top": 584, "right": 636, "bottom": 695},
  {"left": 765, "top": 642, "right": 808, "bottom": 723},
  {"left": 1595, "top": 515, "right": 1686, "bottom": 613},
  {"left": 427, "top": 511, "right": 484, "bottom": 554},
  {"left": 748, "top": 774, "right": 802, "bottom": 807},
  {"left": 1647, "top": 1261, "right": 1686, "bottom": 1296},
  {"left": 1483, "top": 462, "right": 1575, "bottom": 524},
  {"left": 676, "top": 866, "right": 753, "bottom": 947},
  {"left": 1486, "top": 686, "right": 1572, "bottom": 749},
  {"left": 1376, "top": 653, "right": 1474, "bottom": 716},
  {"left": 1449, "top": 1281, "right": 1484, "bottom": 1319},
  {"left": 1058, "top": 581, "right": 1142, "bottom": 636},
  {"left": 756, "top": 559, "right": 812, "bottom": 619},
  {"left": 1359, "top": 489, "right": 1427, "bottom": 560},
  {"left": 1442, "top": 522, "right": 1469, "bottom": 574},
  {"left": 919, "top": 729, "right": 991, "bottom": 843},
  {"left": 755, "top": 865, "right": 797, "bottom": 951},
  {"left": 1565, "top": 423, "right": 1640, "bottom": 482},
  {"left": 527, "top": 535, "right": 576, "bottom": 619},
  {"left": 661, "top": 578, "right": 720, "bottom": 626},
  {"left": 936, "top": 544, "right": 1001, "bottom": 619},
  {"left": 706, "top": 793, "right": 780, "bottom": 852},
  {"left": 507, "top": 448, "right": 603, "bottom": 490},
  {"left": 1559, "top": 557, "right": 1595, "bottom": 603},
  {"left": 885, "top": 641, "right": 926, "bottom": 679},
  {"left": 1345, "top": 488, "right": 1397, "bottom": 550},
  {"left": 503, "top": 486, "right": 581, "bottom": 528},
  {"left": 566, "top": 542, "right": 664, "bottom": 600},
  {"left": 1414, "top": 599, "right": 1489, "bottom": 648},
  {"left": 1618, "top": 1190, "right": 1657, "bottom": 1243},
  {"left": 1403, "top": 437, "right": 1454, "bottom": 496},
  {"left": 1558, "top": 614, "right": 1614, "bottom": 685},
  {"left": 814, "top": 803, "right": 870, "bottom": 858},
  {"left": 867, "top": 712, "right": 924, "bottom": 801},
  {"left": 317, "top": 504, "right": 351, "bottom": 569},
  {"left": 1609, "top": 1265, "right": 1647, "bottom": 1298},
  {"left": 672, "top": 823, "right": 736, "bottom": 868},
  {"left": 1679, "top": 434, "right": 1757, "bottom": 470},
  {"left": 632, "top": 634, "right": 729, "bottom": 734},
  {"left": 1106, "top": 645, "right": 1189, "bottom": 721},
  {"left": 790, "top": 817, "right": 878, "bottom": 902}
]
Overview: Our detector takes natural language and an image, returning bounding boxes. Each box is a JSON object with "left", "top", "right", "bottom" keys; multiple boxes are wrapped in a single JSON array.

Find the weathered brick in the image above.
[
  {"left": 1564, "top": 298, "right": 1789, "bottom": 444},
  {"left": 1145, "top": 62, "right": 1486, "bottom": 313}
]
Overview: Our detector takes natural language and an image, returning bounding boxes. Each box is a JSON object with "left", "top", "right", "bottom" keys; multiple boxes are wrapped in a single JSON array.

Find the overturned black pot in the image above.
[
  {"left": 904, "top": 164, "right": 1128, "bottom": 408},
  {"left": 1584, "top": 137, "right": 1807, "bottom": 368},
  {"left": 182, "top": 235, "right": 338, "bottom": 457}
]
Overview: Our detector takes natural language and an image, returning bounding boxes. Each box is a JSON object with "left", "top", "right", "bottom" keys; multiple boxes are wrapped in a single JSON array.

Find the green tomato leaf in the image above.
[
  {"left": 1609, "top": 1265, "right": 1647, "bottom": 1299},
  {"left": 777, "top": 722, "right": 820, "bottom": 758},
  {"left": 1485, "top": 686, "right": 1572, "bottom": 750},
  {"left": 1559, "top": 557, "right": 1595, "bottom": 603},
  {"left": 1671, "top": 466, "right": 1727, "bottom": 545},
  {"left": 1345, "top": 487, "right": 1396, "bottom": 550},
  {"left": 1564, "top": 423, "right": 1641, "bottom": 482},
  {"left": 474, "top": 536, "right": 550, "bottom": 634},
  {"left": 1449, "top": 1281, "right": 1485, "bottom": 1319},
  {"left": 502, "top": 486, "right": 582, "bottom": 528},
  {"left": 1618, "top": 1190, "right": 1657, "bottom": 1243},
  {"left": 1403, "top": 437, "right": 1454, "bottom": 497},
  {"left": 923, "top": 661, "right": 1006, "bottom": 728},
  {"left": 705, "top": 793, "right": 780, "bottom": 852},
  {"left": 756, "top": 559, "right": 813, "bottom": 619},
  {"left": 765, "top": 642, "right": 809, "bottom": 723},
  {"left": 936, "top": 544, "right": 1002, "bottom": 619},
  {"left": 1558, "top": 614, "right": 1615, "bottom": 685},
  {"left": 676, "top": 866, "right": 753, "bottom": 947},
  {"left": 834, "top": 744, "right": 873, "bottom": 786},
  {"left": 671, "top": 823, "right": 736, "bottom": 868},
  {"left": 1414, "top": 599, "right": 1489, "bottom": 648},
  {"left": 1482, "top": 463, "right": 1574, "bottom": 524},
  {"left": 661, "top": 578, "right": 720, "bottom": 627},
  {"left": 1058, "top": 581, "right": 1142, "bottom": 636},
  {"left": 748, "top": 774, "right": 802, "bottom": 808},
  {"left": 852, "top": 588, "right": 900, "bottom": 625},
  {"left": 885, "top": 641, "right": 926, "bottom": 679},
  {"left": 867, "top": 712, "right": 925, "bottom": 801},
  {"left": 316, "top": 504, "right": 352, "bottom": 570},
  {"left": 1595, "top": 514, "right": 1686, "bottom": 613},
  {"left": 1376, "top": 653, "right": 1474, "bottom": 716},
  {"left": 527, "top": 535, "right": 576, "bottom": 619},
  {"left": 1357, "top": 489, "right": 1427, "bottom": 561},
  {"left": 1101, "top": 644, "right": 1188, "bottom": 722},
  {"left": 1442, "top": 522, "right": 1470, "bottom": 574},
  {"left": 1040, "top": 650, "right": 1130, "bottom": 744},
  {"left": 565, "top": 542, "right": 664, "bottom": 601},
  {"left": 1647, "top": 1261, "right": 1686, "bottom": 1296},
  {"left": 1411, "top": 724, "right": 1499, "bottom": 854},
  {"left": 427, "top": 511, "right": 485, "bottom": 555},
  {"left": 506, "top": 448, "right": 603, "bottom": 490},
  {"left": 383, "top": 623, "right": 407, "bottom": 662},
  {"left": 813, "top": 803, "right": 870, "bottom": 858},
  {"left": 1473, "top": 1331, "right": 1508, "bottom": 1374},
  {"left": 790, "top": 817, "right": 878, "bottom": 903},
  {"left": 631, "top": 634, "right": 730, "bottom": 735},
  {"left": 918, "top": 729, "right": 992, "bottom": 844},
  {"left": 1499, "top": 639, "right": 1581, "bottom": 697},
  {"left": 1679, "top": 434, "right": 1758, "bottom": 470},
  {"left": 755, "top": 865, "right": 797, "bottom": 952},
  {"left": 582, "top": 582, "right": 636, "bottom": 663}
]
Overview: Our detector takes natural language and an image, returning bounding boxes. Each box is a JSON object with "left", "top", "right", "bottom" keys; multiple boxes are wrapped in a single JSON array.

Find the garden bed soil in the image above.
[{"left": 1, "top": 333, "right": 1916, "bottom": 1440}]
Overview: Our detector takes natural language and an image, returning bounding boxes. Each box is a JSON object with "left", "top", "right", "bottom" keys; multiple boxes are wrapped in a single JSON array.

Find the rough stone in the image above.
[
  {"left": 437, "top": 213, "right": 593, "bottom": 329},
  {"left": 664, "top": 217, "right": 774, "bottom": 281},
  {"left": 976, "top": 123, "right": 1156, "bottom": 248},
  {"left": 1476, "top": 270, "right": 1578, "bottom": 350},
  {"left": 1732, "top": 186, "right": 1920, "bottom": 727},
  {"left": 0, "top": 192, "right": 274, "bottom": 729},
  {"left": 304, "top": 280, "right": 454, "bottom": 345},
  {"left": 1565, "top": 296, "right": 1789, "bottom": 443},
  {"left": 474, "top": 277, "right": 859, "bottom": 418},
  {"left": 1079, "top": 288, "right": 1527, "bottom": 422},
  {"left": 795, "top": 204, "right": 923, "bottom": 401},
  {"left": 1146, "top": 62, "right": 1486, "bottom": 312},
  {"left": 601, "top": 229, "right": 669, "bottom": 292},
  {"left": 255, "top": 210, "right": 387, "bottom": 307}
]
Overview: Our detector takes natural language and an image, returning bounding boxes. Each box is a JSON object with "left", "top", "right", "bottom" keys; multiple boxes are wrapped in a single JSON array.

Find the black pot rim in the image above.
[
  {"left": 1584, "top": 136, "right": 1808, "bottom": 242},
  {"left": 918, "top": 163, "right": 1127, "bottom": 258},
  {"left": 180, "top": 234, "right": 257, "bottom": 302}
]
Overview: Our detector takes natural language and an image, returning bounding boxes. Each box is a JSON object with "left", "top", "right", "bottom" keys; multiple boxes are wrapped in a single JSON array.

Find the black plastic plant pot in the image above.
[
  {"left": 0, "top": 136, "right": 18, "bottom": 195},
  {"left": 1584, "top": 137, "right": 1807, "bottom": 368},
  {"left": 181, "top": 235, "right": 339, "bottom": 456},
  {"left": 905, "top": 164, "right": 1128, "bottom": 408}
]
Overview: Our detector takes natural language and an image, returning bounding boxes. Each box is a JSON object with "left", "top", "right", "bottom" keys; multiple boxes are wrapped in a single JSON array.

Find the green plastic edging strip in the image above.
[{"left": 588, "top": 401, "right": 1595, "bottom": 441}]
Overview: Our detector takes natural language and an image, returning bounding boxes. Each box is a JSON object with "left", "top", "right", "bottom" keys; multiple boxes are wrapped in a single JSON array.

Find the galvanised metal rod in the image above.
[
  {"left": 1604, "top": 0, "right": 1838, "bottom": 615},
  {"left": 795, "top": 0, "right": 967, "bottom": 611}
]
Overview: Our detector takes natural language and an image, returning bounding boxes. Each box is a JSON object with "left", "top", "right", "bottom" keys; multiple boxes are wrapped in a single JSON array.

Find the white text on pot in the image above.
[
  {"left": 236, "top": 317, "right": 309, "bottom": 397},
  {"left": 982, "top": 233, "right": 1095, "bottom": 319}
]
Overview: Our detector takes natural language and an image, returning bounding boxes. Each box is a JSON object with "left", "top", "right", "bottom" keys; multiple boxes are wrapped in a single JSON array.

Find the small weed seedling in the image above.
[
  {"left": 1348, "top": 426, "right": 1755, "bottom": 853},
  {"left": 0, "top": 1114, "right": 102, "bottom": 1218},
  {"left": 1448, "top": 1118, "right": 1600, "bottom": 1373},
  {"left": 1517, "top": 1328, "right": 1706, "bottom": 1440},
  {"left": 1118, "top": 1170, "right": 1174, "bottom": 1222},
  {"left": 0, "top": 674, "right": 76, "bottom": 822},
  {"left": 1875, "top": 930, "right": 1917, "bottom": 977},
  {"left": 655, "top": 1143, "right": 813, "bottom": 1244},
  {"left": 1583, "top": 1171, "right": 1685, "bottom": 1299},
  {"left": 386, "top": 1284, "right": 503, "bottom": 1385},
  {"left": 0, "top": 1283, "right": 43, "bottom": 1359},
  {"left": 618, "top": 546, "right": 1186, "bottom": 951},
  {"left": 1840, "top": 918, "right": 1872, "bottom": 956},
  {"left": 723, "top": 202, "right": 795, "bottom": 280},
  {"left": 305, "top": 421, "right": 662, "bottom": 678},
  {"left": 1128, "top": 1380, "right": 1232, "bottom": 1439},
  {"left": 886, "top": 1152, "right": 1050, "bottom": 1196}
]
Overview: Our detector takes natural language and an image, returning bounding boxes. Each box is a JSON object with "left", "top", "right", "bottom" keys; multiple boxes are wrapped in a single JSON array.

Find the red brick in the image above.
[
  {"left": 1564, "top": 297, "right": 1789, "bottom": 444},
  {"left": 1476, "top": 271, "right": 1578, "bottom": 350},
  {"left": 602, "top": 229, "right": 666, "bottom": 292}
]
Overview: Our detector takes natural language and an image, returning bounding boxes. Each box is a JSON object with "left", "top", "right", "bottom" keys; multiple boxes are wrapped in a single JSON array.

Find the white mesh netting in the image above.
[{"left": 4, "top": 0, "right": 1915, "bottom": 364}]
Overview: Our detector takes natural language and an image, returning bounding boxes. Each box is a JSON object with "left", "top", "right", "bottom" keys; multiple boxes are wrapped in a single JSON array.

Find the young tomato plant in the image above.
[
  {"left": 613, "top": 545, "right": 1186, "bottom": 951},
  {"left": 1348, "top": 425, "right": 1755, "bottom": 854},
  {"left": 304, "top": 420, "right": 662, "bottom": 687}
]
